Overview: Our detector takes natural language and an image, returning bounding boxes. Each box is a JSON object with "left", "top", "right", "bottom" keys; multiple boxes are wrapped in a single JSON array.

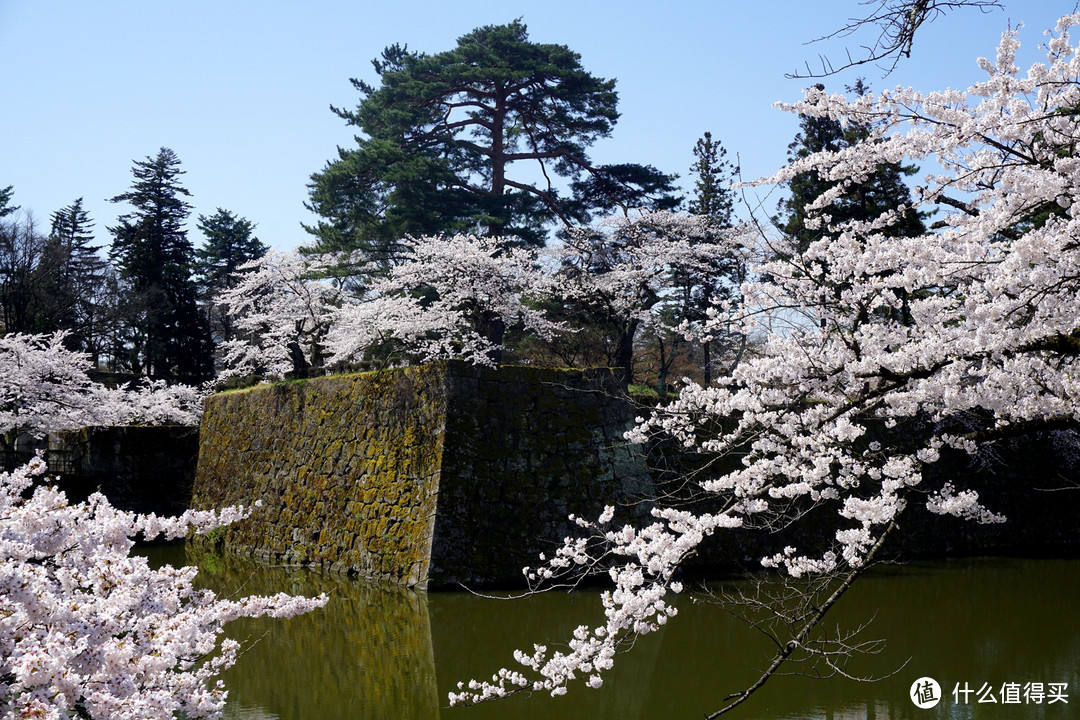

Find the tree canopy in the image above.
[
  {"left": 451, "top": 13, "right": 1080, "bottom": 714},
  {"left": 194, "top": 209, "right": 265, "bottom": 295},
  {"left": 681, "top": 132, "right": 743, "bottom": 386},
  {"left": 109, "top": 148, "right": 213, "bottom": 382},
  {"left": 305, "top": 21, "right": 679, "bottom": 262}
]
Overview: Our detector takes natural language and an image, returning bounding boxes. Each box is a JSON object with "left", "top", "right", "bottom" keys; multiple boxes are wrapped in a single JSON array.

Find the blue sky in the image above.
[{"left": 0, "top": 1, "right": 1069, "bottom": 252}]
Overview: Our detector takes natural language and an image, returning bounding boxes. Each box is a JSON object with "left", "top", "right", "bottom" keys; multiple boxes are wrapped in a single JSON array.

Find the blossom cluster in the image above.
[
  {"left": 452, "top": 14, "right": 1080, "bottom": 706},
  {"left": 0, "top": 332, "right": 203, "bottom": 439},
  {"left": 326, "top": 233, "right": 561, "bottom": 368},
  {"left": 218, "top": 214, "right": 742, "bottom": 379},
  {"left": 553, "top": 211, "right": 748, "bottom": 324},
  {"left": 216, "top": 250, "right": 341, "bottom": 379},
  {"left": 449, "top": 505, "right": 742, "bottom": 704},
  {"left": 217, "top": 235, "right": 557, "bottom": 376},
  {"left": 0, "top": 456, "right": 327, "bottom": 719}
]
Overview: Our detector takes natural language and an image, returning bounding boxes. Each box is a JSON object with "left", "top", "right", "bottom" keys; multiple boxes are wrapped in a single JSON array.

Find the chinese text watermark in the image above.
[{"left": 910, "top": 678, "right": 1069, "bottom": 709}]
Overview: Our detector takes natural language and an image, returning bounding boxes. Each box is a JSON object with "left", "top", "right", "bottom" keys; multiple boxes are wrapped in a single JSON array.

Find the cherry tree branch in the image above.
[{"left": 706, "top": 520, "right": 899, "bottom": 718}]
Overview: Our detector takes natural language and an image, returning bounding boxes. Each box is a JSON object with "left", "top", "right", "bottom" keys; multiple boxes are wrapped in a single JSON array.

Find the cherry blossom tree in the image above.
[
  {"left": 1, "top": 332, "right": 203, "bottom": 454},
  {"left": 549, "top": 210, "right": 749, "bottom": 388},
  {"left": 216, "top": 250, "right": 342, "bottom": 380},
  {"left": 1, "top": 333, "right": 101, "bottom": 445},
  {"left": 451, "top": 13, "right": 1080, "bottom": 715},
  {"left": 221, "top": 235, "right": 560, "bottom": 378},
  {"left": 325, "top": 233, "right": 560, "bottom": 368},
  {"left": 0, "top": 454, "right": 327, "bottom": 719}
]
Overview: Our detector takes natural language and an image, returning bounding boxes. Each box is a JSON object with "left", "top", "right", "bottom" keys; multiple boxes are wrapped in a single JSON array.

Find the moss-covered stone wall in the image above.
[
  {"left": 191, "top": 361, "right": 652, "bottom": 588},
  {"left": 193, "top": 366, "right": 447, "bottom": 586},
  {"left": 191, "top": 361, "right": 1080, "bottom": 588}
]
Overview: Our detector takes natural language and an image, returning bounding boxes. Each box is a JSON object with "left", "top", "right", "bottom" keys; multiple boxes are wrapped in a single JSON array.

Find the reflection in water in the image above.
[
  {"left": 154, "top": 545, "right": 440, "bottom": 720},
  {"left": 144, "top": 546, "right": 1080, "bottom": 719}
]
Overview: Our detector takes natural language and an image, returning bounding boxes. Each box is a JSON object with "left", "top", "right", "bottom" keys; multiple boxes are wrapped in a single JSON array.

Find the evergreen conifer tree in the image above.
[
  {"left": 108, "top": 148, "right": 213, "bottom": 382},
  {"left": 0, "top": 206, "right": 47, "bottom": 336},
  {"left": 194, "top": 208, "right": 267, "bottom": 344},
  {"left": 306, "top": 21, "right": 679, "bottom": 268},
  {"left": 678, "top": 132, "right": 744, "bottom": 386},
  {"left": 688, "top": 132, "right": 736, "bottom": 222},
  {"left": 44, "top": 198, "right": 107, "bottom": 355}
]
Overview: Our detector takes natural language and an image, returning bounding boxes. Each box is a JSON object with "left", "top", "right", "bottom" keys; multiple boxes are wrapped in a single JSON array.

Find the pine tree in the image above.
[
  {"left": 44, "top": 199, "right": 107, "bottom": 356},
  {"left": 678, "top": 132, "right": 744, "bottom": 386},
  {"left": 194, "top": 208, "right": 267, "bottom": 344},
  {"left": 687, "top": 132, "right": 736, "bottom": 222},
  {"left": 306, "top": 21, "right": 679, "bottom": 266},
  {"left": 109, "top": 148, "right": 213, "bottom": 382},
  {"left": 194, "top": 209, "right": 265, "bottom": 292}
]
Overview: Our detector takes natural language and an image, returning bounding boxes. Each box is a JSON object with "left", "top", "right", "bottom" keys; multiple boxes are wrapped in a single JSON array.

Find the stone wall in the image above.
[
  {"left": 191, "top": 362, "right": 652, "bottom": 589},
  {"left": 193, "top": 361, "right": 1080, "bottom": 589},
  {"left": 193, "top": 366, "right": 446, "bottom": 587},
  {"left": 431, "top": 365, "right": 653, "bottom": 587}
]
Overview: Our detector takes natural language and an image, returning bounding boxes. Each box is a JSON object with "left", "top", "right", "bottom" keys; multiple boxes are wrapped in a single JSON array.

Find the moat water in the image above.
[{"left": 143, "top": 545, "right": 1080, "bottom": 719}]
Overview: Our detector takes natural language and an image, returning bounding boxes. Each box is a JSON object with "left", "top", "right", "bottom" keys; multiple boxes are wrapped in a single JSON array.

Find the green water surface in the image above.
[{"left": 144, "top": 546, "right": 1080, "bottom": 719}]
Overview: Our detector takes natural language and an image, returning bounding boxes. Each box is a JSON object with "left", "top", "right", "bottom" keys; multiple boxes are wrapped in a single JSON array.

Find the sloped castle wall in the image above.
[
  {"left": 430, "top": 365, "right": 653, "bottom": 587},
  {"left": 191, "top": 362, "right": 652, "bottom": 588},
  {"left": 193, "top": 366, "right": 445, "bottom": 587}
]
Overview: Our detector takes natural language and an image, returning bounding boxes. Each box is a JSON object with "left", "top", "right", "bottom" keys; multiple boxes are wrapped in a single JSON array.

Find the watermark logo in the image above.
[
  {"left": 910, "top": 677, "right": 1069, "bottom": 708},
  {"left": 953, "top": 681, "right": 1069, "bottom": 705},
  {"left": 911, "top": 677, "right": 942, "bottom": 709}
]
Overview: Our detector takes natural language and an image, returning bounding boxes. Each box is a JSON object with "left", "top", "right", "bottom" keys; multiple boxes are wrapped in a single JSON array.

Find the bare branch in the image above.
[
  {"left": 788, "top": 0, "right": 1003, "bottom": 79},
  {"left": 705, "top": 519, "right": 899, "bottom": 718}
]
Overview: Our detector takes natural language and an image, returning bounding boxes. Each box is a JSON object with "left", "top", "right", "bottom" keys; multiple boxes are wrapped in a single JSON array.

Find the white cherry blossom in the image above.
[
  {"left": 0, "top": 456, "right": 327, "bottom": 719},
  {"left": 452, "top": 14, "right": 1080, "bottom": 710}
]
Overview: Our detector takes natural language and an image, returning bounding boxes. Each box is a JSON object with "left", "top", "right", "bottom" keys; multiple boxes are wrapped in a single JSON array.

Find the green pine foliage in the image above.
[
  {"left": 109, "top": 148, "right": 213, "bottom": 382},
  {"left": 305, "top": 21, "right": 680, "bottom": 273},
  {"left": 687, "top": 131, "right": 736, "bottom": 223},
  {"left": 653, "top": 132, "right": 745, "bottom": 389},
  {"left": 194, "top": 209, "right": 266, "bottom": 293},
  {"left": 194, "top": 208, "right": 268, "bottom": 345}
]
